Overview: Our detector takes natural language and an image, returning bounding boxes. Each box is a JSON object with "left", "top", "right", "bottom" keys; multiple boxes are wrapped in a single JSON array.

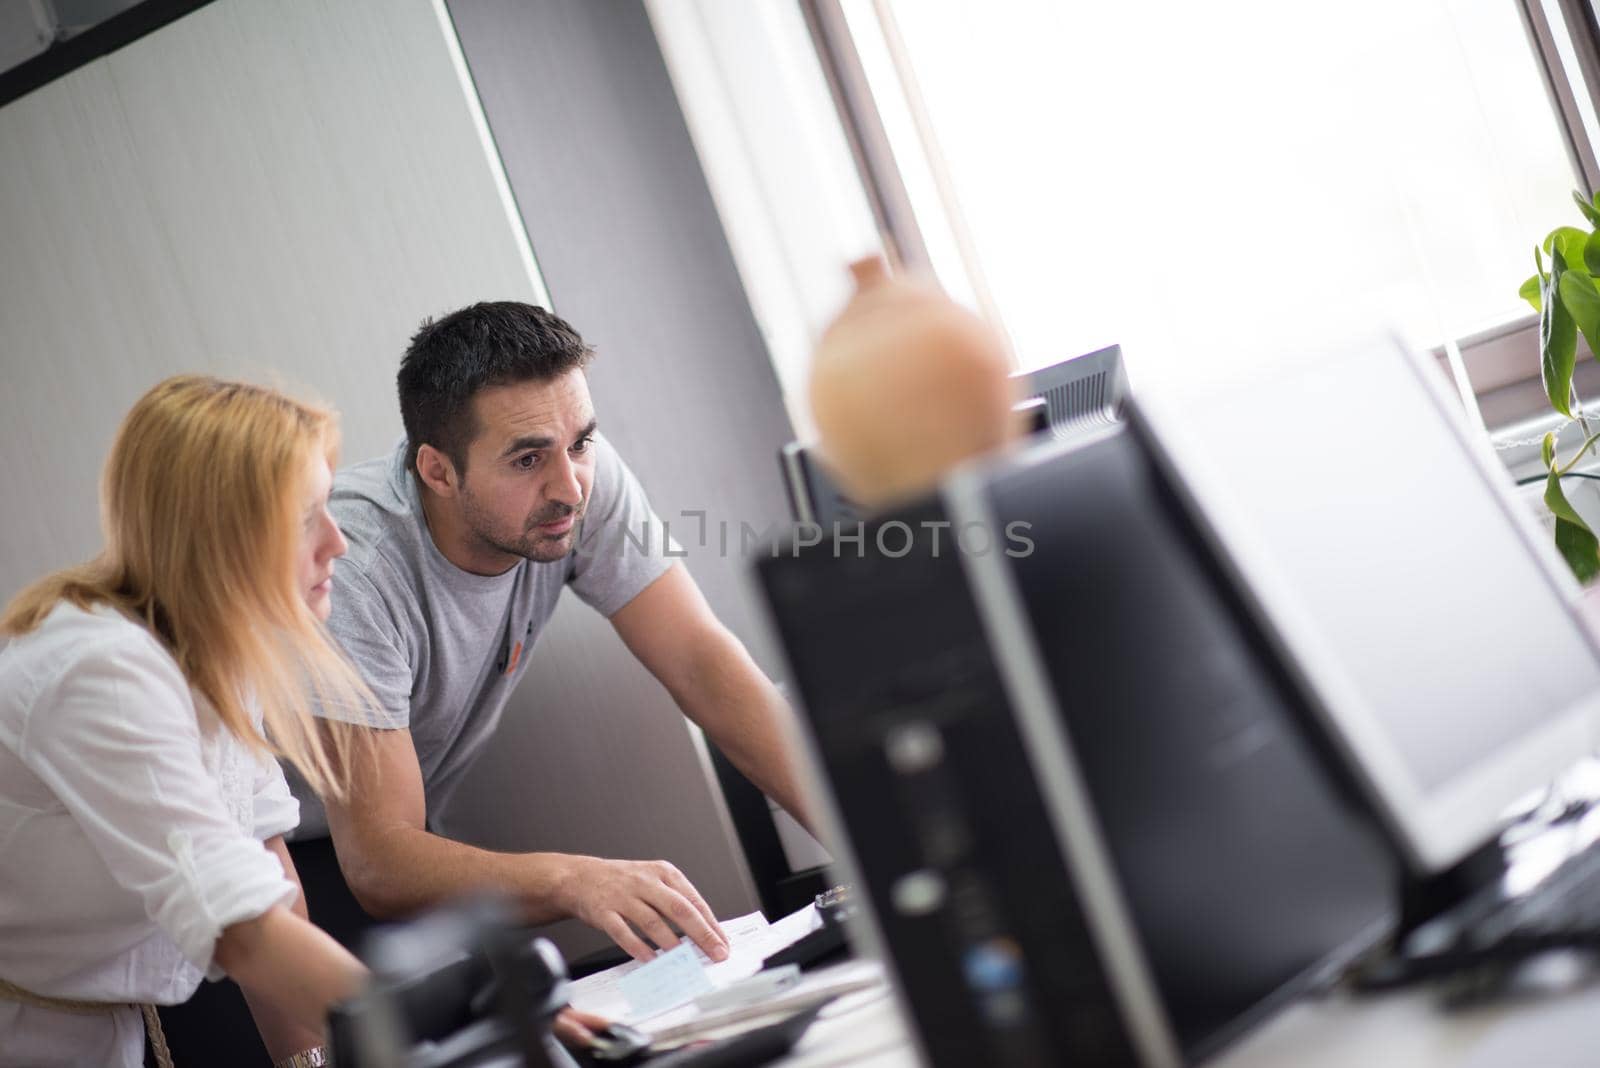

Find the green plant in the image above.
[{"left": 1520, "top": 190, "right": 1600, "bottom": 583}]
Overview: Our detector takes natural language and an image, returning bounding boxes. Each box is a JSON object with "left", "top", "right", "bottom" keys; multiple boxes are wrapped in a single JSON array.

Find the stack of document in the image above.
[{"left": 567, "top": 904, "right": 883, "bottom": 1041}]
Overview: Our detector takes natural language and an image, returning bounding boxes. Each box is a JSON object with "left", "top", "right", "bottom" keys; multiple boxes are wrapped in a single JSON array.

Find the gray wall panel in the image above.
[
  {"left": 0, "top": 0, "right": 540, "bottom": 606},
  {"left": 441, "top": 0, "right": 795, "bottom": 654},
  {"left": 440, "top": 0, "right": 800, "bottom": 945}
]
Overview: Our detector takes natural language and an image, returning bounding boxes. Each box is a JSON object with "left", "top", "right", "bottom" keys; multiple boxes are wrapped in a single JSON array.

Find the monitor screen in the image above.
[
  {"left": 1141, "top": 335, "right": 1600, "bottom": 873},
  {"left": 970, "top": 427, "right": 1396, "bottom": 1060}
]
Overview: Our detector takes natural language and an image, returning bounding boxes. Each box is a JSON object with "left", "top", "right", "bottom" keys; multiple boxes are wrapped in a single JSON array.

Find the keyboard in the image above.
[
  {"left": 1366, "top": 825, "right": 1600, "bottom": 986},
  {"left": 761, "top": 884, "right": 855, "bottom": 972},
  {"left": 760, "top": 920, "right": 850, "bottom": 972}
]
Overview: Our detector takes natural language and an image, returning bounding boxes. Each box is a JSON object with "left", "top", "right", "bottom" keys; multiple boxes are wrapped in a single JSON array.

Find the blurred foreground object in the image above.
[
  {"left": 808, "top": 256, "right": 1017, "bottom": 508},
  {"left": 330, "top": 899, "right": 579, "bottom": 1068}
]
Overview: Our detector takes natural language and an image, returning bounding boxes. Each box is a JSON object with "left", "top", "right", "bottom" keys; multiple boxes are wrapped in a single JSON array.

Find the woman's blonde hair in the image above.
[{"left": 1, "top": 375, "right": 371, "bottom": 798}]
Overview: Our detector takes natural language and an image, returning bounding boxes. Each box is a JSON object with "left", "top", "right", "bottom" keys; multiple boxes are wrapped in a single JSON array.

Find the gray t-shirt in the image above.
[{"left": 289, "top": 434, "right": 674, "bottom": 838}]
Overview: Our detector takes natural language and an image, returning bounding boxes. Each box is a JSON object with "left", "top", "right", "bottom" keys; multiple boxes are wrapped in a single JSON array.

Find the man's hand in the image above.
[
  {"left": 324, "top": 727, "right": 732, "bottom": 964},
  {"left": 555, "top": 855, "right": 729, "bottom": 962}
]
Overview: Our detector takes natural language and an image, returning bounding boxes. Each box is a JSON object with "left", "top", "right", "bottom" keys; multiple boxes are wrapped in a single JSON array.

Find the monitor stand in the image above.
[
  {"left": 1397, "top": 838, "right": 1509, "bottom": 937},
  {"left": 1350, "top": 837, "right": 1511, "bottom": 989}
]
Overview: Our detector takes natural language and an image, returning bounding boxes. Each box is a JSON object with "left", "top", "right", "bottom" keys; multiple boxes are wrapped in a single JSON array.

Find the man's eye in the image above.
[
  {"left": 571, "top": 435, "right": 593, "bottom": 454},
  {"left": 515, "top": 454, "right": 539, "bottom": 470}
]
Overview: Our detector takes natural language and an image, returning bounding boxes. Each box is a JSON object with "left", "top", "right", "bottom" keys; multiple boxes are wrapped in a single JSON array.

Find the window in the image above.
[{"left": 838, "top": 0, "right": 1586, "bottom": 393}]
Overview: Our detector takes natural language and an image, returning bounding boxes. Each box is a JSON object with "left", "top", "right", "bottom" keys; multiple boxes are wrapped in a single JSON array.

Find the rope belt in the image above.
[{"left": 0, "top": 977, "right": 175, "bottom": 1068}]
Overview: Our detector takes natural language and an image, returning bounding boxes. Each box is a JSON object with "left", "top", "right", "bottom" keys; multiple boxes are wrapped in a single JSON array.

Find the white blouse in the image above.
[{"left": 0, "top": 603, "right": 301, "bottom": 1067}]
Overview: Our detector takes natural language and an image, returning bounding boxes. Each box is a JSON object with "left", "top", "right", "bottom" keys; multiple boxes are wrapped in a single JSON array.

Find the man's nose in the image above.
[{"left": 548, "top": 452, "right": 584, "bottom": 506}]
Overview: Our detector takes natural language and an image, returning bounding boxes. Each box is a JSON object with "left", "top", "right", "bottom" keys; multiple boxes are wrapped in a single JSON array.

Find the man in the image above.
[{"left": 288, "top": 301, "right": 813, "bottom": 967}]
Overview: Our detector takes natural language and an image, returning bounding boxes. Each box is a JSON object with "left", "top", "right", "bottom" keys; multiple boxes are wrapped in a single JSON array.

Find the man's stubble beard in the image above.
[{"left": 460, "top": 485, "right": 584, "bottom": 565}]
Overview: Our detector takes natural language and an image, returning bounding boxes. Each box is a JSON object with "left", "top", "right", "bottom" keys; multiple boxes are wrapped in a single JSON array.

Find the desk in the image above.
[
  {"left": 780, "top": 989, "right": 915, "bottom": 1068},
  {"left": 774, "top": 972, "right": 1600, "bottom": 1066},
  {"left": 1215, "top": 984, "right": 1600, "bottom": 1068}
]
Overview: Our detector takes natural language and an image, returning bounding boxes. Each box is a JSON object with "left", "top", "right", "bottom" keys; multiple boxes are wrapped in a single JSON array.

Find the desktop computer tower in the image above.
[{"left": 754, "top": 417, "right": 1396, "bottom": 1066}]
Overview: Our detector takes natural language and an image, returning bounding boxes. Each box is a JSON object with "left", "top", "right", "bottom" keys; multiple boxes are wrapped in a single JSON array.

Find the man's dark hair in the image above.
[{"left": 398, "top": 301, "right": 594, "bottom": 475}]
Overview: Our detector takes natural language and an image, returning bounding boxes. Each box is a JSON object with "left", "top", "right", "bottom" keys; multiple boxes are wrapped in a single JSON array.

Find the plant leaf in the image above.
[
  {"left": 1574, "top": 189, "right": 1600, "bottom": 229},
  {"left": 1546, "top": 467, "right": 1589, "bottom": 524},
  {"left": 1560, "top": 269, "right": 1600, "bottom": 356},
  {"left": 1585, "top": 231, "right": 1600, "bottom": 274},
  {"left": 1555, "top": 517, "right": 1600, "bottom": 584},
  {"left": 1547, "top": 226, "right": 1592, "bottom": 268},
  {"left": 1544, "top": 430, "right": 1558, "bottom": 469},
  {"left": 1545, "top": 470, "right": 1600, "bottom": 582},
  {"left": 1521, "top": 274, "right": 1544, "bottom": 312},
  {"left": 1543, "top": 267, "right": 1579, "bottom": 417}
]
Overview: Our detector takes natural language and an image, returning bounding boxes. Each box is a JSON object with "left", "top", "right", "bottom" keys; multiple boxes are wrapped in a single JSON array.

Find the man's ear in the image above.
[{"left": 415, "top": 443, "right": 461, "bottom": 499}]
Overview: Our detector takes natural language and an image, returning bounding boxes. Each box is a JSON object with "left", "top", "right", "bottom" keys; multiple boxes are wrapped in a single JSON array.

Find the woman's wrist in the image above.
[{"left": 274, "top": 1046, "right": 330, "bottom": 1068}]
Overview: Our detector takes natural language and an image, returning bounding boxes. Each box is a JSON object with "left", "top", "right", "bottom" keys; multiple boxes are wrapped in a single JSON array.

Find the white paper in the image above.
[
  {"left": 644, "top": 958, "right": 886, "bottom": 1044},
  {"left": 568, "top": 905, "right": 824, "bottom": 1025}
]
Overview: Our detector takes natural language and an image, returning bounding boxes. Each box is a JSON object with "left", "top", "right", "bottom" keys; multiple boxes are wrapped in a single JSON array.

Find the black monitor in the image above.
[
  {"left": 754, "top": 414, "right": 1395, "bottom": 1067},
  {"left": 780, "top": 343, "right": 1129, "bottom": 529},
  {"left": 779, "top": 441, "right": 860, "bottom": 530}
]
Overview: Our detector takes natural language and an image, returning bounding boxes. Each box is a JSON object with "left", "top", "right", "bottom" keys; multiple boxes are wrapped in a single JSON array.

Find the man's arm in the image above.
[
  {"left": 320, "top": 724, "right": 728, "bottom": 962},
  {"left": 609, "top": 563, "right": 818, "bottom": 835}
]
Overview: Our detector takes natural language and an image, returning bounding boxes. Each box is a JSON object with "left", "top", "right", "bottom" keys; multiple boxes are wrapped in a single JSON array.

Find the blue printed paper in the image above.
[{"left": 616, "top": 943, "right": 714, "bottom": 1020}]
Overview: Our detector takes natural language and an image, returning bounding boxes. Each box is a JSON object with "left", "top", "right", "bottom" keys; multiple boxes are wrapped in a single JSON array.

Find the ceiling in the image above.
[{"left": 0, "top": 0, "right": 142, "bottom": 78}]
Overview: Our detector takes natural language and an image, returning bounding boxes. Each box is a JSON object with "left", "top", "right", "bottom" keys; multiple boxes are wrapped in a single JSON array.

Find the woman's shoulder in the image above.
[
  {"left": 2, "top": 601, "right": 181, "bottom": 695},
  {"left": 24, "top": 600, "right": 164, "bottom": 650}
]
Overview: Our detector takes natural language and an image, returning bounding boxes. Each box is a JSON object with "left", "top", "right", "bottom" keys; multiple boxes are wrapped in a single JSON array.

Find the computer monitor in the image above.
[
  {"left": 1140, "top": 334, "right": 1600, "bottom": 875},
  {"left": 779, "top": 441, "right": 860, "bottom": 529},
  {"left": 1018, "top": 341, "right": 1127, "bottom": 438},
  {"left": 779, "top": 343, "right": 1129, "bottom": 526},
  {"left": 755, "top": 421, "right": 1395, "bottom": 1066}
]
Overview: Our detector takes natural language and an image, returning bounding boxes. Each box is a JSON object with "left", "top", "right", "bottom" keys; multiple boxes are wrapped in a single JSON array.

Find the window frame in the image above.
[{"left": 803, "top": 0, "right": 1600, "bottom": 430}]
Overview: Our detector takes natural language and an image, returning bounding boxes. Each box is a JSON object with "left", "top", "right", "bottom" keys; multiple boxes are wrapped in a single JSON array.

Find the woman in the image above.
[{"left": 0, "top": 376, "right": 371, "bottom": 1067}]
